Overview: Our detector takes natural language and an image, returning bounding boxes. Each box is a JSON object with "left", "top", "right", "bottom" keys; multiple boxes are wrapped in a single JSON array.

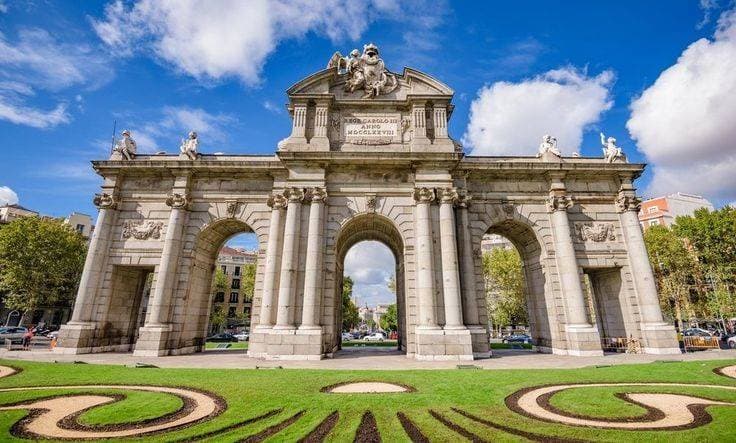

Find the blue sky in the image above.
[{"left": 1, "top": 1, "right": 734, "bottom": 306}]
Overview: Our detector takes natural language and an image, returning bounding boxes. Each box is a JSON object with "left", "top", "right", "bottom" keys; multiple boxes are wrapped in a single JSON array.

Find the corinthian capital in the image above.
[
  {"left": 413, "top": 187, "right": 435, "bottom": 204},
  {"left": 310, "top": 187, "right": 328, "bottom": 203},
  {"left": 440, "top": 187, "right": 459, "bottom": 205},
  {"left": 285, "top": 187, "right": 305, "bottom": 203},
  {"left": 166, "top": 192, "right": 189, "bottom": 209},
  {"left": 267, "top": 193, "right": 287, "bottom": 209},
  {"left": 547, "top": 194, "right": 573, "bottom": 212},
  {"left": 93, "top": 193, "right": 117, "bottom": 209},
  {"left": 615, "top": 194, "right": 641, "bottom": 213}
]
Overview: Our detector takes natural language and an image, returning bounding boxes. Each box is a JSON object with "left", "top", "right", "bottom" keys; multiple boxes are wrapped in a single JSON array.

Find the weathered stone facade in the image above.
[{"left": 56, "top": 52, "right": 680, "bottom": 360}]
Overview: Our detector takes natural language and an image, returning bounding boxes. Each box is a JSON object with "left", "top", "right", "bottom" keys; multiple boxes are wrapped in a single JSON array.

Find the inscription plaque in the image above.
[{"left": 343, "top": 115, "right": 399, "bottom": 139}]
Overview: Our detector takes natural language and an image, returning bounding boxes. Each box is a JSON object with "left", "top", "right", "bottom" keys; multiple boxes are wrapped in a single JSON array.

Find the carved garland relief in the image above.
[
  {"left": 575, "top": 222, "right": 616, "bottom": 242},
  {"left": 122, "top": 220, "right": 164, "bottom": 240}
]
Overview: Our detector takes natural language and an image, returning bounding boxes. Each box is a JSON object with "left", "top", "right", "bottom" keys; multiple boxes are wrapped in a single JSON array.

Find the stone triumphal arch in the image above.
[{"left": 57, "top": 44, "right": 680, "bottom": 360}]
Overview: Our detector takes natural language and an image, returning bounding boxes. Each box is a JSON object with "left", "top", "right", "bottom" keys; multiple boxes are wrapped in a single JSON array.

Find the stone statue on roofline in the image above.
[
  {"left": 600, "top": 132, "right": 627, "bottom": 163},
  {"left": 538, "top": 134, "right": 562, "bottom": 158},
  {"left": 327, "top": 43, "right": 398, "bottom": 99},
  {"left": 179, "top": 131, "right": 199, "bottom": 160},
  {"left": 112, "top": 130, "right": 137, "bottom": 160}
]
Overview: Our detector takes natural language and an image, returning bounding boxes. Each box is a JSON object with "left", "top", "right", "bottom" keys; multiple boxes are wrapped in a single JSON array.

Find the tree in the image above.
[
  {"left": 672, "top": 206, "right": 736, "bottom": 326},
  {"left": 482, "top": 247, "right": 527, "bottom": 329},
  {"left": 209, "top": 305, "right": 227, "bottom": 333},
  {"left": 674, "top": 206, "right": 736, "bottom": 286},
  {"left": 387, "top": 276, "right": 396, "bottom": 294},
  {"left": 379, "top": 303, "right": 398, "bottom": 332},
  {"left": 341, "top": 276, "right": 359, "bottom": 331},
  {"left": 239, "top": 263, "right": 256, "bottom": 303},
  {"left": 0, "top": 217, "right": 87, "bottom": 324},
  {"left": 643, "top": 225, "right": 700, "bottom": 327},
  {"left": 212, "top": 268, "right": 228, "bottom": 294}
]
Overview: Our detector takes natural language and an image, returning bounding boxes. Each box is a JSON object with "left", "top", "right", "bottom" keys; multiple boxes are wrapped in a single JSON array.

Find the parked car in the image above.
[
  {"left": 727, "top": 335, "right": 736, "bottom": 349},
  {"left": 206, "top": 333, "right": 238, "bottom": 343},
  {"left": 341, "top": 332, "right": 353, "bottom": 341},
  {"left": 351, "top": 332, "right": 362, "bottom": 340},
  {"left": 682, "top": 328, "right": 712, "bottom": 337},
  {"left": 363, "top": 332, "right": 386, "bottom": 342},
  {"left": 502, "top": 333, "right": 531, "bottom": 344},
  {"left": 0, "top": 327, "right": 28, "bottom": 344},
  {"left": 233, "top": 332, "right": 249, "bottom": 342}
]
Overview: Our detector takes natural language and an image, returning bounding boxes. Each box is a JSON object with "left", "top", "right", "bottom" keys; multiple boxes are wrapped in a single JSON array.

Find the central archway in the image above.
[{"left": 334, "top": 213, "right": 406, "bottom": 353}]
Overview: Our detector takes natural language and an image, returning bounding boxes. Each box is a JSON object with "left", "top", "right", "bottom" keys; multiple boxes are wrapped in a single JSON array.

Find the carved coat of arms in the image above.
[{"left": 327, "top": 43, "right": 398, "bottom": 99}]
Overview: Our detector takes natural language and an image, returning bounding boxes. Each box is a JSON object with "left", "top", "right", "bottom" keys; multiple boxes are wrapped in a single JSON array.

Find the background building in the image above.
[
  {"left": 64, "top": 212, "right": 94, "bottom": 239},
  {"left": 639, "top": 192, "right": 714, "bottom": 230},
  {"left": 210, "top": 246, "right": 257, "bottom": 332},
  {"left": 481, "top": 234, "right": 513, "bottom": 252},
  {"left": 0, "top": 204, "right": 38, "bottom": 224}
]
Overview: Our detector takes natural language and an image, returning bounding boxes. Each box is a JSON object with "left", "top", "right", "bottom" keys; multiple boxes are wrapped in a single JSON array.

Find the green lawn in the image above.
[{"left": 0, "top": 358, "right": 734, "bottom": 442}]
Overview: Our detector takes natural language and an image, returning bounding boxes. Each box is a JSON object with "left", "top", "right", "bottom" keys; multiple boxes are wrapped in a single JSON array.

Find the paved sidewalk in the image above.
[{"left": 1, "top": 347, "right": 734, "bottom": 370}]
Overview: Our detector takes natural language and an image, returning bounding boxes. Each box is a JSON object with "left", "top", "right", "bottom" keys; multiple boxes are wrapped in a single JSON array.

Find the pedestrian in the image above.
[{"left": 22, "top": 326, "right": 33, "bottom": 350}]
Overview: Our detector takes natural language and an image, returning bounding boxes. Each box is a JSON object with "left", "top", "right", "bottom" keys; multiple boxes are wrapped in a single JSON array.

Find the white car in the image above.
[
  {"left": 341, "top": 332, "right": 353, "bottom": 341},
  {"left": 233, "top": 332, "right": 249, "bottom": 342},
  {"left": 363, "top": 332, "right": 386, "bottom": 342},
  {"left": 727, "top": 336, "right": 736, "bottom": 349}
]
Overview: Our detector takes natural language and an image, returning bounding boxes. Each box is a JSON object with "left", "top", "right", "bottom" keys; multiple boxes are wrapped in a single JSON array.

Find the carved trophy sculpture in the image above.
[
  {"left": 328, "top": 43, "right": 398, "bottom": 99},
  {"left": 600, "top": 132, "right": 627, "bottom": 163},
  {"left": 538, "top": 134, "right": 562, "bottom": 158},
  {"left": 179, "top": 131, "right": 199, "bottom": 160},
  {"left": 113, "top": 130, "right": 137, "bottom": 160}
]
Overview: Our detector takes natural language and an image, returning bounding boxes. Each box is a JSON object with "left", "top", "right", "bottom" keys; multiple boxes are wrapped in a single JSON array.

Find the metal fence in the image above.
[
  {"left": 682, "top": 336, "right": 720, "bottom": 351},
  {"left": 601, "top": 337, "right": 642, "bottom": 353}
]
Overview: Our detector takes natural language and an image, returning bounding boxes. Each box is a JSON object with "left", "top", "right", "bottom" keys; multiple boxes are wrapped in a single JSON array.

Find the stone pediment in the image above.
[{"left": 287, "top": 67, "right": 453, "bottom": 101}]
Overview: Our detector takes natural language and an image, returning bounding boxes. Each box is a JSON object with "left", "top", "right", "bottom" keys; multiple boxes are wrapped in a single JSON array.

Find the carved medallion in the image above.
[
  {"left": 166, "top": 192, "right": 189, "bottom": 209},
  {"left": 122, "top": 220, "right": 164, "bottom": 240},
  {"left": 575, "top": 222, "right": 616, "bottom": 242},
  {"left": 93, "top": 193, "right": 116, "bottom": 209},
  {"left": 365, "top": 194, "right": 377, "bottom": 212}
]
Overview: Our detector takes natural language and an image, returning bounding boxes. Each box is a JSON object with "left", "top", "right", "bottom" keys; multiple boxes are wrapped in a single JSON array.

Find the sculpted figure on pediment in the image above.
[{"left": 328, "top": 43, "right": 398, "bottom": 99}]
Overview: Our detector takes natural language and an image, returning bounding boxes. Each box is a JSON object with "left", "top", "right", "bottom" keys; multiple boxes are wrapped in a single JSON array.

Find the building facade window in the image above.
[
  {"left": 649, "top": 219, "right": 660, "bottom": 226},
  {"left": 228, "top": 307, "right": 237, "bottom": 317},
  {"left": 648, "top": 206, "right": 659, "bottom": 213},
  {"left": 229, "top": 292, "right": 239, "bottom": 303},
  {"left": 231, "top": 279, "right": 240, "bottom": 289},
  {"left": 221, "top": 265, "right": 227, "bottom": 274},
  {"left": 75, "top": 224, "right": 85, "bottom": 233},
  {"left": 234, "top": 266, "right": 241, "bottom": 276},
  {"left": 214, "top": 292, "right": 225, "bottom": 303}
]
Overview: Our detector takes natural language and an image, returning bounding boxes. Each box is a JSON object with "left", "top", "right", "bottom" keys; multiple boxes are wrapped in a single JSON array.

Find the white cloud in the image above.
[
  {"left": 125, "top": 106, "right": 236, "bottom": 153},
  {"left": 627, "top": 8, "right": 736, "bottom": 202},
  {"left": 262, "top": 100, "right": 282, "bottom": 114},
  {"left": 0, "top": 186, "right": 18, "bottom": 206},
  {"left": 0, "top": 28, "right": 111, "bottom": 128},
  {"left": 344, "top": 241, "right": 396, "bottom": 306},
  {"left": 698, "top": 0, "right": 719, "bottom": 28},
  {"left": 463, "top": 67, "right": 614, "bottom": 155},
  {"left": 91, "top": 0, "right": 429, "bottom": 86}
]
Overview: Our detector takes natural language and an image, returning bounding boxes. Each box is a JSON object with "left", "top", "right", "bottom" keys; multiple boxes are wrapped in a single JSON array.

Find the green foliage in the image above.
[
  {"left": 239, "top": 263, "right": 256, "bottom": 302},
  {"left": 387, "top": 275, "right": 396, "bottom": 294},
  {"left": 673, "top": 206, "right": 736, "bottom": 284},
  {"left": 482, "top": 247, "right": 527, "bottom": 327},
  {"left": 643, "top": 225, "right": 700, "bottom": 324},
  {"left": 211, "top": 268, "right": 228, "bottom": 293},
  {"left": 379, "top": 303, "right": 398, "bottom": 331},
  {"left": 0, "top": 217, "right": 87, "bottom": 321},
  {"left": 341, "top": 276, "right": 359, "bottom": 331},
  {"left": 208, "top": 305, "right": 227, "bottom": 332}
]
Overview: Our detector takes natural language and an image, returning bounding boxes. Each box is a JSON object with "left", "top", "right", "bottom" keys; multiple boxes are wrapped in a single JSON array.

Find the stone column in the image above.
[
  {"left": 547, "top": 194, "right": 590, "bottom": 327},
  {"left": 290, "top": 104, "right": 307, "bottom": 142},
  {"left": 300, "top": 187, "right": 327, "bottom": 329},
  {"left": 456, "top": 193, "right": 480, "bottom": 326},
  {"left": 147, "top": 192, "right": 189, "bottom": 326},
  {"left": 274, "top": 187, "right": 304, "bottom": 329},
  {"left": 438, "top": 188, "right": 465, "bottom": 329},
  {"left": 69, "top": 192, "right": 117, "bottom": 324},
  {"left": 414, "top": 187, "right": 439, "bottom": 329},
  {"left": 616, "top": 190, "right": 680, "bottom": 354},
  {"left": 257, "top": 193, "right": 287, "bottom": 329}
]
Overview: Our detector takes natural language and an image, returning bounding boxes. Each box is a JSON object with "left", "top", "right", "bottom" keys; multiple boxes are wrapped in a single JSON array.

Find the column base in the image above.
[
  {"left": 415, "top": 328, "right": 474, "bottom": 361},
  {"left": 640, "top": 322, "right": 681, "bottom": 355},
  {"left": 133, "top": 324, "right": 173, "bottom": 357},
  {"left": 247, "top": 327, "right": 322, "bottom": 359},
  {"left": 54, "top": 322, "right": 97, "bottom": 354},
  {"left": 564, "top": 324, "right": 604, "bottom": 356},
  {"left": 468, "top": 325, "right": 492, "bottom": 358}
]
